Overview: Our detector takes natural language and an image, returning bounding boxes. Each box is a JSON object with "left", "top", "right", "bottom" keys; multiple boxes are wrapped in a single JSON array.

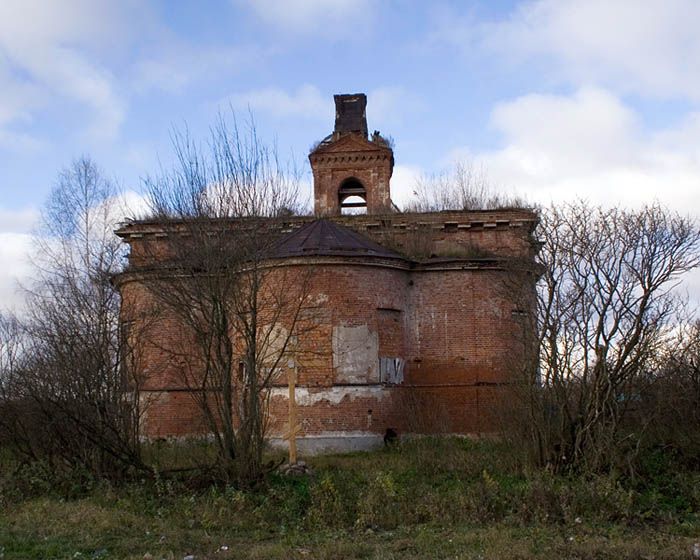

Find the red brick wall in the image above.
[
  {"left": 310, "top": 142, "right": 393, "bottom": 215},
  {"left": 407, "top": 269, "right": 520, "bottom": 386},
  {"left": 120, "top": 258, "right": 529, "bottom": 438},
  {"left": 139, "top": 390, "right": 207, "bottom": 438},
  {"left": 115, "top": 208, "right": 538, "bottom": 441}
]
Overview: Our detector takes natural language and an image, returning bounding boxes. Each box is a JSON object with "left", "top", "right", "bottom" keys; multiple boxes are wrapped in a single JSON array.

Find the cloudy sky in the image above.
[{"left": 1, "top": 0, "right": 700, "bottom": 310}]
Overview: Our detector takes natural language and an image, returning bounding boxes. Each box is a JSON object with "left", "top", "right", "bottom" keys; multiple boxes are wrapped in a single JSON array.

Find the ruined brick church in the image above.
[{"left": 116, "top": 93, "right": 538, "bottom": 452}]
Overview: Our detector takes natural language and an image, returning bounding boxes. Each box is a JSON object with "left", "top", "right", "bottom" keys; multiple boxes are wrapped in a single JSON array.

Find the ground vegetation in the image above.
[{"left": 1, "top": 438, "right": 699, "bottom": 559}]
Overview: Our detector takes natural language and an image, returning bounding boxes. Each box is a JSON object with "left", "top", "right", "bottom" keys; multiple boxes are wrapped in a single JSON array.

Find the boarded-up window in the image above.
[{"left": 380, "top": 357, "right": 405, "bottom": 384}]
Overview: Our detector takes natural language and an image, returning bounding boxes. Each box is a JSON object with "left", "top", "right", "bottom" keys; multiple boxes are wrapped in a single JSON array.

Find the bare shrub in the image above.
[
  {"left": 506, "top": 202, "right": 700, "bottom": 474},
  {"left": 635, "top": 319, "right": 700, "bottom": 464},
  {"left": 0, "top": 157, "right": 147, "bottom": 479},
  {"left": 404, "top": 161, "right": 527, "bottom": 212},
  {"left": 138, "top": 114, "right": 314, "bottom": 485}
]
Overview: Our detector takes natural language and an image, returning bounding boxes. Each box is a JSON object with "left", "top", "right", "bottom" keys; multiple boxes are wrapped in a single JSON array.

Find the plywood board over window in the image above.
[{"left": 380, "top": 357, "right": 405, "bottom": 384}]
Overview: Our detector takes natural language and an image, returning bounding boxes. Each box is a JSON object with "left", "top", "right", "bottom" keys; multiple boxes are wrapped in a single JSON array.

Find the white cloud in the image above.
[
  {"left": 0, "top": 232, "right": 33, "bottom": 313},
  {"left": 132, "top": 41, "right": 267, "bottom": 95},
  {"left": 446, "top": 87, "right": 700, "bottom": 212},
  {"left": 0, "top": 129, "right": 43, "bottom": 153},
  {"left": 0, "top": 1, "right": 132, "bottom": 50},
  {"left": 0, "top": 61, "right": 45, "bottom": 150},
  {"left": 437, "top": 0, "right": 700, "bottom": 101},
  {"left": 297, "top": 175, "right": 314, "bottom": 214},
  {"left": 222, "top": 84, "right": 330, "bottom": 120},
  {"left": 0, "top": 0, "right": 270, "bottom": 142},
  {"left": 239, "top": 0, "right": 374, "bottom": 38},
  {"left": 366, "top": 86, "right": 425, "bottom": 131},
  {"left": 0, "top": 205, "right": 38, "bottom": 312},
  {"left": 0, "top": 0, "right": 139, "bottom": 143},
  {"left": 487, "top": 87, "right": 640, "bottom": 178},
  {"left": 0, "top": 191, "right": 147, "bottom": 313},
  {"left": 0, "top": 208, "right": 39, "bottom": 234},
  {"left": 222, "top": 84, "right": 426, "bottom": 128},
  {"left": 0, "top": 208, "right": 39, "bottom": 312},
  {"left": 36, "top": 48, "right": 125, "bottom": 141},
  {"left": 390, "top": 164, "right": 423, "bottom": 209},
  {"left": 0, "top": 64, "right": 42, "bottom": 127},
  {"left": 113, "top": 190, "right": 150, "bottom": 222}
]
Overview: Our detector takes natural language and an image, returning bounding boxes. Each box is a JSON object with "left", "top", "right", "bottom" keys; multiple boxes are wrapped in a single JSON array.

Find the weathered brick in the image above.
[{"left": 114, "top": 93, "right": 539, "bottom": 444}]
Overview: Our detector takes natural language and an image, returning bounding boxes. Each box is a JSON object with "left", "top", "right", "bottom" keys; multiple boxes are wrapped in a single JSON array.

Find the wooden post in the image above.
[{"left": 285, "top": 360, "right": 301, "bottom": 465}]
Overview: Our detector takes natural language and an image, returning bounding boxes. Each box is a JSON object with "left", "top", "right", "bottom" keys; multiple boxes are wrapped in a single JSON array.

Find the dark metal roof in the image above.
[{"left": 270, "top": 219, "right": 404, "bottom": 260}]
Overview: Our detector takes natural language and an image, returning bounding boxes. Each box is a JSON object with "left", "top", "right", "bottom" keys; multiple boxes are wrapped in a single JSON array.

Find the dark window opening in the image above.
[{"left": 339, "top": 177, "right": 367, "bottom": 215}]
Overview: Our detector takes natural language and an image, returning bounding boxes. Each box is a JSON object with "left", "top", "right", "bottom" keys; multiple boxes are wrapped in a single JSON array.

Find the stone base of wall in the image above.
[
  {"left": 266, "top": 431, "right": 496, "bottom": 456},
  {"left": 267, "top": 432, "right": 384, "bottom": 455}
]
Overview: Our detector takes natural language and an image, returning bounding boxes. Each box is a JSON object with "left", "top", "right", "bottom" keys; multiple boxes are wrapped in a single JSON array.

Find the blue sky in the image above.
[{"left": 1, "top": 0, "right": 700, "bottom": 308}]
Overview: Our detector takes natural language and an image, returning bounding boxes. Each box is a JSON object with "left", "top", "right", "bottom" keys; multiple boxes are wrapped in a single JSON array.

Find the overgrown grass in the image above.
[{"left": 1, "top": 437, "right": 699, "bottom": 559}]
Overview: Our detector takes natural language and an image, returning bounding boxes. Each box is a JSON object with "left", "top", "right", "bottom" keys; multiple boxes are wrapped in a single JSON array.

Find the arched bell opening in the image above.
[{"left": 339, "top": 177, "right": 367, "bottom": 215}]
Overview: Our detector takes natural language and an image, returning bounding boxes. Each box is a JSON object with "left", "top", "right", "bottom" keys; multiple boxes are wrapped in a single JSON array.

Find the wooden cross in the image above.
[{"left": 284, "top": 359, "right": 301, "bottom": 465}]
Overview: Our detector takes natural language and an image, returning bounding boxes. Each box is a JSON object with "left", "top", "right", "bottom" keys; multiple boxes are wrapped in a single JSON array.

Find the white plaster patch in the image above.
[
  {"left": 269, "top": 385, "right": 389, "bottom": 406},
  {"left": 260, "top": 323, "right": 290, "bottom": 376},
  {"left": 332, "top": 324, "right": 379, "bottom": 383}
]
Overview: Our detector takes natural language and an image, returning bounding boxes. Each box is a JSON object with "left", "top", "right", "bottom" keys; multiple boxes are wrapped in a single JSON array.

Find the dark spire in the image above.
[{"left": 333, "top": 93, "right": 367, "bottom": 138}]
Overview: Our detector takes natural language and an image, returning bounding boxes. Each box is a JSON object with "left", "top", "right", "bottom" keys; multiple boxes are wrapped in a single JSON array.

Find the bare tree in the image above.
[
  {"left": 0, "top": 313, "right": 31, "bottom": 455},
  {"left": 511, "top": 202, "right": 700, "bottom": 473},
  {"left": 638, "top": 319, "right": 700, "bottom": 460},
  {"left": 0, "top": 313, "right": 24, "bottom": 394},
  {"left": 406, "top": 161, "right": 526, "bottom": 212},
  {"left": 138, "top": 115, "right": 313, "bottom": 484},
  {"left": 4, "top": 157, "right": 147, "bottom": 477}
]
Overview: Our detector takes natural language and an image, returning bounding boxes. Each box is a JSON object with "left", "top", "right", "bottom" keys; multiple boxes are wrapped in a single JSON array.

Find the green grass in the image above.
[{"left": 1, "top": 438, "right": 699, "bottom": 559}]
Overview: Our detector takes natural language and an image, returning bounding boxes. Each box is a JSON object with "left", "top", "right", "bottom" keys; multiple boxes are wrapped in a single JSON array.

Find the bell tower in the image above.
[{"left": 309, "top": 93, "right": 394, "bottom": 216}]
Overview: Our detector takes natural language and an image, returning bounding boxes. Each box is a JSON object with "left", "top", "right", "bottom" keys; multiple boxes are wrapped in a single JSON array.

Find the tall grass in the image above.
[{"left": 1, "top": 437, "right": 699, "bottom": 559}]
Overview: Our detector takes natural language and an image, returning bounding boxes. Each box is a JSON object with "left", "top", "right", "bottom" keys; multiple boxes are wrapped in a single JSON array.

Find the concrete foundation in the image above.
[{"left": 267, "top": 432, "right": 384, "bottom": 455}]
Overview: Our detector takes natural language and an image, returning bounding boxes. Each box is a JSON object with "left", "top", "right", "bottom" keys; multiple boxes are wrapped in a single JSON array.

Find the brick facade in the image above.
[
  {"left": 114, "top": 93, "right": 539, "bottom": 451},
  {"left": 310, "top": 133, "right": 394, "bottom": 216},
  {"left": 310, "top": 93, "right": 394, "bottom": 216}
]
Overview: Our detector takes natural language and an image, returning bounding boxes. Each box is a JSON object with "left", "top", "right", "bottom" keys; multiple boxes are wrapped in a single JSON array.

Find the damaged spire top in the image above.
[{"left": 333, "top": 93, "right": 368, "bottom": 138}]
